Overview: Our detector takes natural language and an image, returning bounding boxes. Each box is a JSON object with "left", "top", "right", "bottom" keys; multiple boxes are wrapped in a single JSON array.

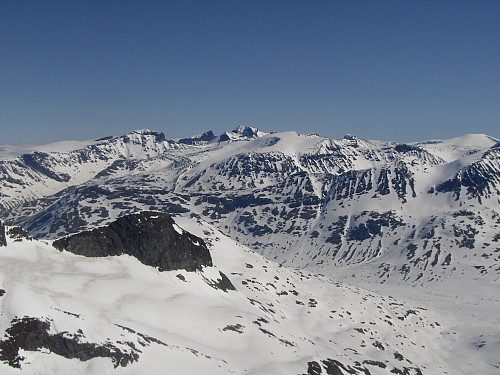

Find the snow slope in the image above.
[{"left": 0, "top": 218, "right": 487, "bottom": 374}]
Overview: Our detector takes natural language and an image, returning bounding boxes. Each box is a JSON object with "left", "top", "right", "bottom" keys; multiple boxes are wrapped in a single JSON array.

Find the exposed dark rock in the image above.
[
  {"left": 6, "top": 227, "right": 31, "bottom": 242},
  {"left": 372, "top": 341, "right": 385, "bottom": 350},
  {"left": 214, "top": 153, "right": 299, "bottom": 179},
  {"left": 258, "top": 328, "right": 276, "bottom": 338},
  {"left": 204, "top": 271, "right": 236, "bottom": 292},
  {"left": 394, "top": 351, "right": 404, "bottom": 361},
  {"left": 349, "top": 224, "right": 371, "bottom": 241},
  {"left": 326, "top": 216, "right": 348, "bottom": 245},
  {"left": 453, "top": 224, "right": 478, "bottom": 249},
  {"left": 195, "top": 193, "right": 274, "bottom": 215},
  {"left": 392, "top": 164, "right": 416, "bottom": 201},
  {"left": 310, "top": 230, "right": 320, "bottom": 238},
  {"left": 363, "top": 360, "right": 386, "bottom": 368},
  {"left": 394, "top": 144, "right": 421, "bottom": 153},
  {"left": 406, "top": 244, "right": 418, "bottom": 259},
  {"left": 307, "top": 361, "right": 323, "bottom": 375},
  {"left": 322, "top": 358, "right": 359, "bottom": 375},
  {"left": 178, "top": 131, "right": 216, "bottom": 145},
  {"left": 121, "top": 130, "right": 166, "bottom": 143},
  {"left": 218, "top": 133, "right": 232, "bottom": 142},
  {"left": 376, "top": 169, "right": 391, "bottom": 196},
  {"left": 326, "top": 170, "right": 373, "bottom": 201},
  {"left": 222, "top": 324, "right": 244, "bottom": 333},
  {"left": 435, "top": 149, "right": 500, "bottom": 201},
  {"left": 235, "top": 126, "right": 259, "bottom": 138},
  {"left": 20, "top": 153, "right": 71, "bottom": 182},
  {"left": 219, "top": 126, "right": 260, "bottom": 142},
  {"left": 95, "top": 135, "right": 114, "bottom": 141},
  {"left": 441, "top": 253, "right": 452, "bottom": 266},
  {"left": 0, "top": 317, "right": 138, "bottom": 369},
  {"left": 0, "top": 221, "right": 6, "bottom": 247},
  {"left": 53, "top": 212, "right": 212, "bottom": 272},
  {"left": 114, "top": 324, "right": 167, "bottom": 347},
  {"left": 248, "top": 224, "right": 273, "bottom": 236}
]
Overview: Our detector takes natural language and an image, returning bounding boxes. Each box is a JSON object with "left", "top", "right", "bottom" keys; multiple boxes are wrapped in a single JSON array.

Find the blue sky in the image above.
[{"left": 1, "top": 1, "right": 499, "bottom": 144}]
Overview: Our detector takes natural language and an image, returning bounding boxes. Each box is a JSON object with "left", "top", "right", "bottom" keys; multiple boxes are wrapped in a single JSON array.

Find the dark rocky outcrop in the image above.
[
  {"left": 53, "top": 212, "right": 212, "bottom": 272},
  {"left": 435, "top": 148, "right": 500, "bottom": 202},
  {"left": 178, "top": 131, "right": 216, "bottom": 145},
  {"left": 6, "top": 227, "right": 30, "bottom": 242},
  {"left": 121, "top": 130, "right": 166, "bottom": 143},
  {"left": 303, "top": 357, "right": 422, "bottom": 375},
  {"left": 204, "top": 271, "right": 236, "bottom": 292},
  {"left": 219, "top": 126, "right": 260, "bottom": 141},
  {"left": 307, "top": 361, "right": 323, "bottom": 375},
  {"left": 394, "top": 144, "right": 421, "bottom": 153},
  {"left": 0, "top": 317, "right": 139, "bottom": 369},
  {"left": 0, "top": 221, "right": 6, "bottom": 247},
  {"left": 20, "top": 153, "right": 71, "bottom": 182}
]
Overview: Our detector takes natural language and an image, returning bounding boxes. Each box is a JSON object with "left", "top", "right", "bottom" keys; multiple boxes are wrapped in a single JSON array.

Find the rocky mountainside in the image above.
[{"left": 1, "top": 128, "right": 498, "bottom": 286}]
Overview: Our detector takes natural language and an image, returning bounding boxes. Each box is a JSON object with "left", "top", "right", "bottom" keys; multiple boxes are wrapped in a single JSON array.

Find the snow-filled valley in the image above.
[{"left": 0, "top": 127, "right": 499, "bottom": 374}]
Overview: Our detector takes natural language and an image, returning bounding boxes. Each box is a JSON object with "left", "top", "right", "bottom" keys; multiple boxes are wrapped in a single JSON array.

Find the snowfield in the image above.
[{"left": 0, "top": 221, "right": 480, "bottom": 375}]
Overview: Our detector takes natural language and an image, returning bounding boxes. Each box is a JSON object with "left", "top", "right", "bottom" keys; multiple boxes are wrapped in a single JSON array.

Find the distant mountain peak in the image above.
[
  {"left": 219, "top": 126, "right": 266, "bottom": 142},
  {"left": 121, "top": 129, "right": 166, "bottom": 143},
  {"left": 232, "top": 125, "right": 257, "bottom": 135},
  {"left": 178, "top": 131, "right": 216, "bottom": 145},
  {"left": 343, "top": 134, "right": 357, "bottom": 140}
]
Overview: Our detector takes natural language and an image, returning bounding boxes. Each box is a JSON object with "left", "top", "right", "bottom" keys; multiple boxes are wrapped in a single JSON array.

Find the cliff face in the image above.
[{"left": 53, "top": 212, "right": 212, "bottom": 271}]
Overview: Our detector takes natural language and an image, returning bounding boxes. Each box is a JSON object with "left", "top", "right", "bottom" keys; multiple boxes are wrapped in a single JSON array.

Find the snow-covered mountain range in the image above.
[{"left": 0, "top": 127, "right": 499, "bottom": 374}]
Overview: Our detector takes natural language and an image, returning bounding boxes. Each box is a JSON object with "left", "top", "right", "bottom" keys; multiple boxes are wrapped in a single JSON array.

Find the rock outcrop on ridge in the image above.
[{"left": 53, "top": 211, "right": 212, "bottom": 271}]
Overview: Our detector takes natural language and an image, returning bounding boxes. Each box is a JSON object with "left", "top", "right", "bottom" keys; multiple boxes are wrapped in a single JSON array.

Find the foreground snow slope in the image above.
[{"left": 0, "top": 217, "right": 477, "bottom": 375}]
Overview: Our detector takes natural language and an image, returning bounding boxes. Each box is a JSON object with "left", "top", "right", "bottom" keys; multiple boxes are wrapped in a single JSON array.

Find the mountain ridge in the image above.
[
  {"left": 1, "top": 128, "right": 498, "bottom": 287},
  {"left": 0, "top": 127, "right": 499, "bottom": 373}
]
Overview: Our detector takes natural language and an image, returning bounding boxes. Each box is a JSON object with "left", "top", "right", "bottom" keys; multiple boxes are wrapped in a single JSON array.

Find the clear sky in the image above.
[{"left": 1, "top": 1, "right": 499, "bottom": 145}]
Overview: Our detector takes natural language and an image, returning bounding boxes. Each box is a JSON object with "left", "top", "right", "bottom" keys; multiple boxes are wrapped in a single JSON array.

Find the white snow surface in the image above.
[
  {"left": 415, "top": 133, "right": 498, "bottom": 162},
  {"left": 0, "top": 139, "right": 101, "bottom": 161},
  {"left": 0, "top": 219, "right": 494, "bottom": 374}
]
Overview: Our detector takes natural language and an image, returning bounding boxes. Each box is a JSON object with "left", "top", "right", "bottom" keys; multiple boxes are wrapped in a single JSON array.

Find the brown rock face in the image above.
[{"left": 53, "top": 212, "right": 212, "bottom": 271}]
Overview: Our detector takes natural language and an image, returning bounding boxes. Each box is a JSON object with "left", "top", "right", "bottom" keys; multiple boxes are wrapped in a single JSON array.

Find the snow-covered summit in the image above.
[{"left": 415, "top": 133, "right": 499, "bottom": 162}]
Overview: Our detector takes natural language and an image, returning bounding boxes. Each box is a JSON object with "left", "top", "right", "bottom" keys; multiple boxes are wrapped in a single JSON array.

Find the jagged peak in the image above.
[
  {"left": 343, "top": 134, "right": 357, "bottom": 140},
  {"left": 121, "top": 129, "right": 166, "bottom": 142},
  {"left": 178, "top": 131, "right": 216, "bottom": 145},
  {"left": 219, "top": 126, "right": 266, "bottom": 142},
  {"left": 233, "top": 125, "right": 257, "bottom": 135}
]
